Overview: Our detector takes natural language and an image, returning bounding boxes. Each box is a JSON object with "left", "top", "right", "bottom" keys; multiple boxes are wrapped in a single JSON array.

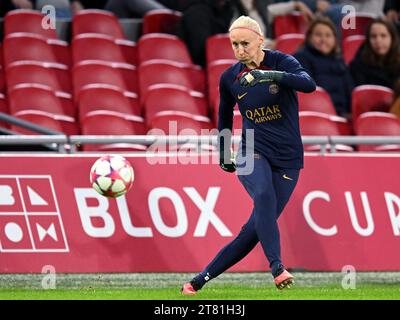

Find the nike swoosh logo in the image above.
[
  {"left": 237, "top": 92, "right": 248, "bottom": 100},
  {"left": 283, "top": 174, "right": 293, "bottom": 181}
]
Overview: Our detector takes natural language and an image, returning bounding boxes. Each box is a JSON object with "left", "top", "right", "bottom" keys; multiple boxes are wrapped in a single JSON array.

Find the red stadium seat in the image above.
[
  {"left": 206, "top": 34, "right": 235, "bottom": 65},
  {"left": 143, "top": 9, "right": 182, "bottom": 34},
  {"left": 298, "top": 86, "right": 337, "bottom": 115},
  {"left": 115, "top": 39, "right": 138, "bottom": 66},
  {"left": 275, "top": 34, "right": 305, "bottom": 55},
  {"left": 342, "top": 35, "right": 365, "bottom": 64},
  {"left": 12, "top": 110, "right": 79, "bottom": 135},
  {"left": 3, "top": 33, "right": 62, "bottom": 66},
  {"left": 0, "top": 93, "right": 8, "bottom": 114},
  {"left": 6, "top": 61, "right": 72, "bottom": 94},
  {"left": 72, "top": 34, "right": 135, "bottom": 65},
  {"left": 138, "top": 60, "right": 206, "bottom": 104},
  {"left": 356, "top": 112, "right": 400, "bottom": 151},
  {"left": 207, "top": 59, "right": 236, "bottom": 107},
  {"left": 299, "top": 111, "right": 353, "bottom": 152},
  {"left": 137, "top": 33, "right": 193, "bottom": 65},
  {"left": 73, "top": 60, "right": 138, "bottom": 96},
  {"left": 48, "top": 38, "right": 71, "bottom": 67},
  {"left": 77, "top": 84, "right": 140, "bottom": 122},
  {"left": 4, "top": 9, "right": 58, "bottom": 39},
  {"left": 274, "top": 13, "right": 309, "bottom": 37},
  {"left": 341, "top": 13, "right": 375, "bottom": 41},
  {"left": 149, "top": 110, "right": 213, "bottom": 135},
  {"left": 0, "top": 66, "right": 5, "bottom": 93},
  {"left": 8, "top": 83, "right": 75, "bottom": 117},
  {"left": 80, "top": 110, "right": 146, "bottom": 151},
  {"left": 72, "top": 9, "right": 126, "bottom": 39},
  {"left": 351, "top": 85, "right": 393, "bottom": 126},
  {"left": 144, "top": 84, "right": 208, "bottom": 125}
]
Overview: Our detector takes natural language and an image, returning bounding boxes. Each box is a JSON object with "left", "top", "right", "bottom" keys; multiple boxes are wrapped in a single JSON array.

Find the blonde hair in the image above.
[{"left": 229, "top": 15, "right": 264, "bottom": 37}]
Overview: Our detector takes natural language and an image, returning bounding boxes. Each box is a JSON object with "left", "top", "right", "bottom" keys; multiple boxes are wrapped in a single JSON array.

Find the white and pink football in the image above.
[{"left": 90, "top": 155, "right": 134, "bottom": 198}]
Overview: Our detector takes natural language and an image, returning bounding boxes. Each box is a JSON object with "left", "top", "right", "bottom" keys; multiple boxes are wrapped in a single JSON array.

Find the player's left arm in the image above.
[{"left": 240, "top": 54, "right": 316, "bottom": 93}]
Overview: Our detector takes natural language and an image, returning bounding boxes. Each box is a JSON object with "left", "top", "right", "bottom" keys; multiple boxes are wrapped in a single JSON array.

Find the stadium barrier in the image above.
[{"left": 0, "top": 153, "right": 399, "bottom": 273}]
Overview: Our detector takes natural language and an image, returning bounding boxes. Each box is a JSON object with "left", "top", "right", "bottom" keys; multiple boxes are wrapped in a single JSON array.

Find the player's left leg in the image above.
[{"left": 270, "top": 166, "right": 300, "bottom": 289}]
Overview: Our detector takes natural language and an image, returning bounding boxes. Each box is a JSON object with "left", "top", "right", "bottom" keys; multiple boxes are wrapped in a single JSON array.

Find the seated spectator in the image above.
[
  {"left": 385, "top": 0, "right": 400, "bottom": 33},
  {"left": 1, "top": 0, "right": 33, "bottom": 16},
  {"left": 294, "top": 17, "right": 353, "bottom": 118},
  {"left": 389, "top": 78, "right": 400, "bottom": 117},
  {"left": 349, "top": 18, "right": 400, "bottom": 90}
]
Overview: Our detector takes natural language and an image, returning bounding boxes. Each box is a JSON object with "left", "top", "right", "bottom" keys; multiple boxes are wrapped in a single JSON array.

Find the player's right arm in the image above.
[{"left": 217, "top": 70, "right": 236, "bottom": 173}]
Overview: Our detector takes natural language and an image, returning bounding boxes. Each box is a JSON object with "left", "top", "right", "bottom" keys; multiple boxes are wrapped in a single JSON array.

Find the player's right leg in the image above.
[{"left": 181, "top": 211, "right": 258, "bottom": 295}]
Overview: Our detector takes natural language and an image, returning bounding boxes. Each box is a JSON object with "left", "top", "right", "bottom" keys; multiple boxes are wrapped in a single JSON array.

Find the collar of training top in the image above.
[{"left": 236, "top": 50, "right": 272, "bottom": 79}]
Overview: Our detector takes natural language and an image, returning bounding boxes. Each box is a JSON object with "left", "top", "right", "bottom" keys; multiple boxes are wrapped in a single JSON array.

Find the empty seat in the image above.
[
  {"left": 72, "top": 33, "right": 136, "bottom": 65},
  {"left": 342, "top": 35, "right": 365, "bottom": 64},
  {"left": 206, "top": 34, "right": 235, "bottom": 65},
  {"left": 137, "top": 33, "right": 193, "bottom": 65},
  {"left": 3, "top": 33, "right": 63, "bottom": 66},
  {"left": 143, "top": 9, "right": 182, "bottom": 34},
  {"left": 299, "top": 111, "right": 353, "bottom": 152},
  {"left": 0, "top": 66, "right": 5, "bottom": 93},
  {"left": 73, "top": 60, "right": 138, "bottom": 96},
  {"left": 80, "top": 110, "right": 146, "bottom": 151},
  {"left": 275, "top": 34, "right": 305, "bottom": 54},
  {"left": 6, "top": 60, "right": 72, "bottom": 93},
  {"left": 138, "top": 60, "right": 206, "bottom": 104},
  {"left": 0, "top": 93, "right": 8, "bottom": 114},
  {"left": 48, "top": 38, "right": 72, "bottom": 67},
  {"left": 207, "top": 59, "right": 236, "bottom": 107},
  {"left": 77, "top": 84, "right": 140, "bottom": 122},
  {"left": 144, "top": 84, "right": 208, "bottom": 125},
  {"left": 298, "top": 86, "right": 337, "bottom": 115},
  {"left": 12, "top": 110, "right": 79, "bottom": 135},
  {"left": 356, "top": 112, "right": 400, "bottom": 151},
  {"left": 4, "top": 9, "right": 58, "bottom": 39},
  {"left": 8, "top": 83, "right": 75, "bottom": 117},
  {"left": 149, "top": 110, "right": 213, "bottom": 135},
  {"left": 274, "top": 13, "right": 309, "bottom": 37},
  {"left": 341, "top": 13, "right": 375, "bottom": 40},
  {"left": 352, "top": 85, "right": 393, "bottom": 125},
  {"left": 72, "top": 9, "right": 126, "bottom": 39}
]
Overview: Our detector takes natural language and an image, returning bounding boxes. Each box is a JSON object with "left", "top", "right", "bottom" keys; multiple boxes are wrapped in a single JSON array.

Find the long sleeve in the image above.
[
  {"left": 217, "top": 70, "right": 236, "bottom": 156},
  {"left": 277, "top": 53, "right": 317, "bottom": 93}
]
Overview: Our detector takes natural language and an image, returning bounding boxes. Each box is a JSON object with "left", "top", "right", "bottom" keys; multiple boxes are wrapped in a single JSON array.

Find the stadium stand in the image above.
[
  {"left": 298, "top": 86, "right": 338, "bottom": 115},
  {"left": 207, "top": 59, "right": 236, "bottom": 108},
  {"left": 72, "top": 60, "right": 139, "bottom": 96},
  {"left": 351, "top": 85, "right": 394, "bottom": 127},
  {"left": 273, "top": 12, "right": 309, "bottom": 38},
  {"left": 4, "top": 9, "right": 58, "bottom": 39},
  {"left": 6, "top": 60, "right": 72, "bottom": 94},
  {"left": 144, "top": 84, "right": 208, "bottom": 126},
  {"left": 72, "top": 9, "right": 127, "bottom": 39},
  {"left": 342, "top": 35, "right": 365, "bottom": 65},
  {"left": 77, "top": 84, "right": 141, "bottom": 122},
  {"left": 206, "top": 34, "right": 235, "bottom": 65},
  {"left": 299, "top": 111, "right": 353, "bottom": 152},
  {"left": 356, "top": 112, "right": 400, "bottom": 151},
  {"left": 275, "top": 33, "right": 305, "bottom": 55},
  {"left": 142, "top": 9, "right": 182, "bottom": 34},
  {"left": 137, "top": 33, "right": 193, "bottom": 65}
]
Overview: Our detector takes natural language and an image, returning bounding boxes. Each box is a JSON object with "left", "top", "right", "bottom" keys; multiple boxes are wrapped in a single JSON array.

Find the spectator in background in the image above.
[
  {"left": 176, "top": 0, "right": 245, "bottom": 67},
  {"left": 349, "top": 18, "right": 400, "bottom": 90},
  {"left": 104, "top": 0, "right": 168, "bottom": 18},
  {"left": 385, "top": 0, "right": 400, "bottom": 33},
  {"left": 389, "top": 78, "right": 400, "bottom": 117},
  {"left": 294, "top": 17, "right": 353, "bottom": 117}
]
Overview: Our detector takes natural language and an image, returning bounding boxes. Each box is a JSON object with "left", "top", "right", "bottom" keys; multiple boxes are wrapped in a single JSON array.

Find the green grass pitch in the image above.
[{"left": 0, "top": 272, "right": 399, "bottom": 300}]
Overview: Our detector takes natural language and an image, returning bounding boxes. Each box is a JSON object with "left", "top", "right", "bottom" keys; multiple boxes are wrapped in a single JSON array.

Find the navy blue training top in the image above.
[{"left": 218, "top": 49, "right": 316, "bottom": 169}]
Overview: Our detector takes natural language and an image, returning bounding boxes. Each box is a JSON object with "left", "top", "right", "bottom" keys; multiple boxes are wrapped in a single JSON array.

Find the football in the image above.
[{"left": 90, "top": 155, "right": 134, "bottom": 198}]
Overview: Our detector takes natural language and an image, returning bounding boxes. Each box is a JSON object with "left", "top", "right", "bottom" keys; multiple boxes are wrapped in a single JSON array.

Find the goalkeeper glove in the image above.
[
  {"left": 240, "top": 69, "right": 284, "bottom": 87},
  {"left": 219, "top": 152, "right": 236, "bottom": 173}
]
